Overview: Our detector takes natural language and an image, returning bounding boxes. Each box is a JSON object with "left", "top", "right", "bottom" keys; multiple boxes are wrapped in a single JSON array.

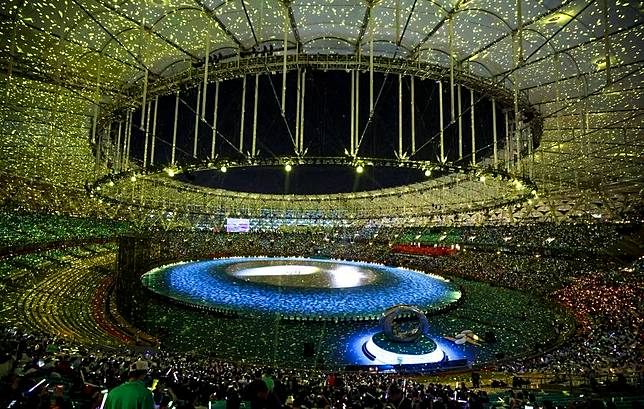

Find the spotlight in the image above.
[
  {"left": 285, "top": 164, "right": 292, "bottom": 172},
  {"left": 220, "top": 166, "right": 227, "bottom": 173},
  {"left": 356, "top": 165, "right": 364, "bottom": 174},
  {"left": 130, "top": 175, "right": 137, "bottom": 182},
  {"left": 424, "top": 169, "right": 431, "bottom": 177},
  {"left": 544, "top": 12, "right": 572, "bottom": 25},
  {"left": 108, "top": 180, "right": 115, "bottom": 187},
  {"left": 479, "top": 175, "right": 486, "bottom": 182},
  {"left": 592, "top": 55, "right": 617, "bottom": 71}
]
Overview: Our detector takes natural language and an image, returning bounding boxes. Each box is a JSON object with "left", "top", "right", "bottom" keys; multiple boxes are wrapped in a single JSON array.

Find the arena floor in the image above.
[
  {"left": 135, "top": 257, "right": 574, "bottom": 370},
  {"left": 141, "top": 257, "right": 461, "bottom": 320}
]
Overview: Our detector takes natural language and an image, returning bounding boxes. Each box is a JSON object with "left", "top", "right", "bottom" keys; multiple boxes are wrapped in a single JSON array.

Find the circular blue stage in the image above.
[{"left": 141, "top": 257, "right": 461, "bottom": 321}]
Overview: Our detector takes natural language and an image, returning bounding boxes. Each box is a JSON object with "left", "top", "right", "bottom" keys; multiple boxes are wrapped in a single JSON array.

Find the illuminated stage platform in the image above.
[
  {"left": 135, "top": 259, "right": 569, "bottom": 371},
  {"left": 356, "top": 336, "right": 470, "bottom": 372},
  {"left": 137, "top": 257, "right": 569, "bottom": 371},
  {"left": 141, "top": 257, "right": 462, "bottom": 321}
]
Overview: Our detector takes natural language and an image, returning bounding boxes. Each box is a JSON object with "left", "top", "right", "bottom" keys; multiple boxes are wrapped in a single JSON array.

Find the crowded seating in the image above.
[
  {"left": 0, "top": 327, "right": 640, "bottom": 409},
  {"left": 0, "top": 212, "right": 128, "bottom": 254},
  {"left": 0, "top": 214, "right": 640, "bottom": 409}
]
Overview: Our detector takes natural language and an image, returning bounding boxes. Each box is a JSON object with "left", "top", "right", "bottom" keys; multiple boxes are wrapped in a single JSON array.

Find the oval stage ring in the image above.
[
  {"left": 380, "top": 305, "right": 430, "bottom": 343},
  {"left": 141, "top": 257, "right": 462, "bottom": 321}
]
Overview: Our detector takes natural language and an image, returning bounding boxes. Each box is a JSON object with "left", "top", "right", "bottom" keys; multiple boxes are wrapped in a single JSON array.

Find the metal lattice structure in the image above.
[{"left": 1, "top": 0, "right": 642, "bottom": 223}]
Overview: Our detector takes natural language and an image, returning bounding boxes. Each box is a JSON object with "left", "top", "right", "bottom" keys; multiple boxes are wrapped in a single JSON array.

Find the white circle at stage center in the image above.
[{"left": 227, "top": 260, "right": 379, "bottom": 288}]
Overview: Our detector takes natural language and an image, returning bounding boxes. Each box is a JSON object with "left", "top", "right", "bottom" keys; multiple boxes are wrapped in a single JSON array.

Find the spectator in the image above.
[{"left": 104, "top": 360, "right": 155, "bottom": 409}]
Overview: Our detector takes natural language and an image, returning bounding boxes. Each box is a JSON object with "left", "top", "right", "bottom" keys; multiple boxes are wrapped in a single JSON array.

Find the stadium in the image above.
[{"left": 0, "top": 0, "right": 642, "bottom": 408}]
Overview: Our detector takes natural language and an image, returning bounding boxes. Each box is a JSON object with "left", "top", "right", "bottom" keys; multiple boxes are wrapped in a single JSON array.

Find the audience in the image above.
[
  {"left": 0, "top": 326, "right": 639, "bottom": 409},
  {"left": 0, "top": 214, "right": 641, "bottom": 409}
]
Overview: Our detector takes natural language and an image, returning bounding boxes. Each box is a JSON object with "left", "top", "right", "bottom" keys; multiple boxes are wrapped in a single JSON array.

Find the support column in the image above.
[
  {"left": 115, "top": 121, "right": 122, "bottom": 172},
  {"left": 528, "top": 124, "right": 533, "bottom": 179},
  {"left": 139, "top": 20, "right": 148, "bottom": 130},
  {"left": 350, "top": 70, "right": 355, "bottom": 155},
  {"left": 172, "top": 91, "right": 179, "bottom": 165},
  {"left": 579, "top": 75, "right": 590, "bottom": 160},
  {"left": 438, "top": 80, "right": 444, "bottom": 162},
  {"left": 504, "top": 110, "right": 510, "bottom": 171},
  {"left": 5, "top": 24, "right": 16, "bottom": 100},
  {"left": 97, "top": 123, "right": 109, "bottom": 167},
  {"left": 252, "top": 73, "right": 259, "bottom": 157},
  {"left": 300, "top": 69, "right": 306, "bottom": 153},
  {"left": 448, "top": 16, "right": 455, "bottom": 123},
  {"left": 601, "top": 0, "right": 612, "bottom": 86},
  {"left": 354, "top": 68, "right": 360, "bottom": 154},
  {"left": 554, "top": 53, "right": 562, "bottom": 186},
  {"left": 91, "top": 104, "right": 99, "bottom": 145},
  {"left": 104, "top": 123, "right": 111, "bottom": 165},
  {"left": 512, "top": 32, "right": 521, "bottom": 173},
  {"left": 140, "top": 69, "right": 148, "bottom": 129},
  {"left": 584, "top": 108, "right": 590, "bottom": 157},
  {"left": 295, "top": 68, "right": 301, "bottom": 153},
  {"left": 513, "top": 0, "right": 524, "bottom": 173},
  {"left": 410, "top": 76, "right": 415, "bottom": 154},
  {"left": 398, "top": 74, "right": 403, "bottom": 158},
  {"left": 281, "top": 10, "right": 288, "bottom": 114},
  {"left": 470, "top": 88, "right": 476, "bottom": 166},
  {"left": 211, "top": 81, "right": 220, "bottom": 159},
  {"left": 492, "top": 98, "right": 498, "bottom": 168},
  {"left": 143, "top": 101, "right": 151, "bottom": 168},
  {"left": 91, "top": 58, "right": 101, "bottom": 144},
  {"left": 516, "top": 0, "right": 523, "bottom": 61},
  {"left": 369, "top": 28, "right": 374, "bottom": 113},
  {"left": 202, "top": 36, "right": 210, "bottom": 120},
  {"left": 515, "top": 112, "right": 521, "bottom": 173},
  {"left": 395, "top": 0, "right": 401, "bottom": 44},
  {"left": 124, "top": 109, "right": 132, "bottom": 169},
  {"left": 122, "top": 111, "right": 128, "bottom": 170},
  {"left": 458, "top": 84, "right": 462, "bottom": 160},
  {"left": 150, "top": 95, "right": 158, "bottom": 166},
  {"left": 239, "top": 75, "right": 247, "bottom": 153},
  {"left": 194, "top": 86, "right": 201, "bottom": 158}
]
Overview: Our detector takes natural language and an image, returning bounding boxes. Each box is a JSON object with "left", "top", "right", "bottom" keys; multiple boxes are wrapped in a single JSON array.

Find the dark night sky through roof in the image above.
[
  {"left": 127, "top": 70, "right": 502, "bottom": 168},
  {"left": 177, "top": 164, "right": 430, "bottom": 195}
]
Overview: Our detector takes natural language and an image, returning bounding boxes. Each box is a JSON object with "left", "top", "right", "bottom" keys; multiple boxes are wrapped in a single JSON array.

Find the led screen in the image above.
[{"left": 226, "top": 218, "right": 250, "bottom": 232}]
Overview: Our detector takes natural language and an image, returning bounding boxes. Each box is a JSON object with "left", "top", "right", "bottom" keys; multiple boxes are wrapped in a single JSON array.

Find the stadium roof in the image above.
[{"left": 0, "top": 0, "right": 642, "bottom": 214}]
